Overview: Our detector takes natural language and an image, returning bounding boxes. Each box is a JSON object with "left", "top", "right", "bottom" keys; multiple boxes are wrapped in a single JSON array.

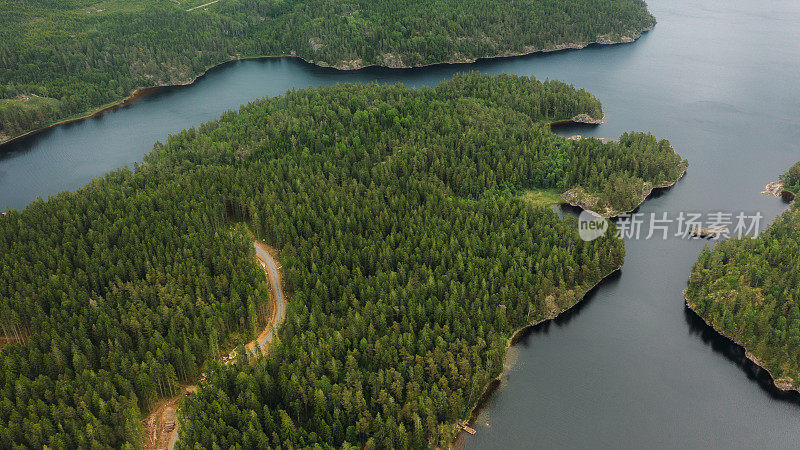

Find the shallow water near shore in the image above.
[{"left": 3, "top": 0, "right": 800, "bottom": 446}]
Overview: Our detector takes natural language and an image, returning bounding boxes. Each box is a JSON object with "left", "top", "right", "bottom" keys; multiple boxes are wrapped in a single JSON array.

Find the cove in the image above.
[{"left": 2, "top": 0, "right": 800, "bottom": 446}]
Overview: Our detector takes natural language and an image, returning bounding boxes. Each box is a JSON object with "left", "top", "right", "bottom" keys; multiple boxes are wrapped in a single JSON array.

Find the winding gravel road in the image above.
[{"left": 251, "top": 242, "right": 285, "bottom": 352}]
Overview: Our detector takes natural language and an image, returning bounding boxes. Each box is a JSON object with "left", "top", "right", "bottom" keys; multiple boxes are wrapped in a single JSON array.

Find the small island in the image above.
[
  {"left": 0, "top": 74, "right": 686, "bottom": 448},
  {"left": 0, "top": 0, "right": 655, "bottom": 145},
  {"left": 686, "top": 161, "right": 800, "bottom": 392},
  {"left": 689, "top": 226, "right": 726, "bottom": 239}
]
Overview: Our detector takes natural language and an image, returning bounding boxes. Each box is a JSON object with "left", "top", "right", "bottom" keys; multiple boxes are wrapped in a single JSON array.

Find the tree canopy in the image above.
[
  {"left": 0, "top": 73, "right": 683, "bottom": 448},
  {"left": 0, "top": 0, "right": 654, "bottom": 142},
  {"left": 687, "top": 162, "right": 800, "bottom": 391},
  {"left": 780, "top": 161, "right": 800, "bottom": 195}
]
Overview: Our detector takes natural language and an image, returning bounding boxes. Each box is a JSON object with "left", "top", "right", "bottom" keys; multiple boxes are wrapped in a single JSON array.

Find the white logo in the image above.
[{"left": 578, "top": 210, "right": 609, "bottom": 241}]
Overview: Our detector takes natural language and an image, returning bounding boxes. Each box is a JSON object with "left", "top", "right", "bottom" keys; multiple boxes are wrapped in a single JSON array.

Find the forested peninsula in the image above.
[
  {"left": 0, "top": 74, "right": 684, "bottom": 448},
  {"left": 0, "top": 0, "right": 655, "bottom": 144},
  {"left": 686, "top": 162, "right": 800, "bottom": 392}
]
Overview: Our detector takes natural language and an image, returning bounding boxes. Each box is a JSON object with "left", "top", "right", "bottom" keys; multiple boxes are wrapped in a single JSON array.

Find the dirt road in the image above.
[
  {"left": 143, "top": 240, "right": 285, "bottom": 449},
  {"left": 143, "top": 385, "right": 196, "bottom": 450},
  {"left": 245, "top": 241, "right": 285, "bottom": 356}
]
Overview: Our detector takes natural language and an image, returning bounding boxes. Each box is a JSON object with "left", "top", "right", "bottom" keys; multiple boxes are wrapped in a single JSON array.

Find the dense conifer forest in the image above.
[
  {"left": 687, "top": 162, "right": 800, "bottom": 391},
  {"left": 0, "top": 74, "right": 684, "bottom": 447},
  {"left": 0, "top": 0, "right": 655, "bottom": 142},
  {"left": 780, "top": 162, "right": 800, "bottom": 195}
]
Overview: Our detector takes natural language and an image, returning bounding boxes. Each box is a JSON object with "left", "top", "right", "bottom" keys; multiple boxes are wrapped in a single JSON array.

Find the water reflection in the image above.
[
  {"left": 514, "top": 269, "right": 624, "bottom": 345},
  {"left": 683, "top": 306, "right": 800, "bottom": 404}
]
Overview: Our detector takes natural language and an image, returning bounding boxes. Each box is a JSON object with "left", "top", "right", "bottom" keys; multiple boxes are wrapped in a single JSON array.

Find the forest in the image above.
[
  {"left": 0, "top": 74, "right": 684, "bottom": 448},
  {"left": 780, "top": 161, "right": 800, "bottom": 195},
  {"left": 686, "top": 162, "right": 800, "bottom": 391},
  {"left": 0, "top": 0, "right": 655, "bottom": 142}
]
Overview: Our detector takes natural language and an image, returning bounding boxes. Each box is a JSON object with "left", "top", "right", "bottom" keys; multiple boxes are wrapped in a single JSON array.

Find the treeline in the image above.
[
  {"left": 687, "top": 162, "right": 800, "bottom": 390},
  {"left": 0, "top": 74, "right": 682, "bottom": 447},
  {"left": 0, "top": 0, "right": 654, "bottom": 140},
  {"left": 780, "top": 161, "right": 800, "bottom": 194}
]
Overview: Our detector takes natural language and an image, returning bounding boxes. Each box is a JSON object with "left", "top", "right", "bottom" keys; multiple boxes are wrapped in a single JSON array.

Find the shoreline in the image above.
[
  {"left": 0, "top": 86, "right": 161, "bottom": 148},
  {"left": 0, "top": 27, "right": 652, "bottom": 148},
  {"left": 452, "top": 265, "right": 623, "bottom": 447},
  {"left": 549, "top": 112, "right": 607, "bottom": 127},
  {"left": 760, "top": 181, "right": 795, "bottom": 202},
  {"left": 683, "top": 291, "right": 799, "bottom": 394},
  {"left": 562, "top": 162, "right": 689, "bottom": 219},
  {"left": 0, "top": 55, "right": 286, "bottom": 149},
  {"left": 310, "top": 24, "right": 653, "bottom": 71}
]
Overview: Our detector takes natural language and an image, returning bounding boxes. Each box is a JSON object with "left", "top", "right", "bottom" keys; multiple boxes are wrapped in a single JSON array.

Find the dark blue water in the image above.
[{"left": 2, "top": 0, "right": 800, "bottom": 447}]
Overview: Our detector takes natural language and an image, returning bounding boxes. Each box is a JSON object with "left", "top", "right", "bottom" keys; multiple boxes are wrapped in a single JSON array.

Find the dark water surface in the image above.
[{"left": 2, "top": 0, "right": 800, "bottom": 446}]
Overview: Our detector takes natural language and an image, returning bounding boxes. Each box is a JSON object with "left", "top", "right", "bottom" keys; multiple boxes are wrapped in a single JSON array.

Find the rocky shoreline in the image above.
[
  {"left": 453, "top": 265, "right": 622, "bottom": 446},
  {"left": 566, "top": 134, "right": 614, "bottom": 143},
  {"left": 760, "top": 180, "right": 795, "bottom": 201},
  {"left": 0, "top": 27, "right": 652, "bottom": 147},
  {"left": 549, "top": 112, "right": 607, "bottom": 127},
  {"left": 562, "top": 162, "right": 689, "bottom": 219},
  {"left": 310, "top": 25, "right": 654, "bottom": 71},
  {"left": 684, "top": 291, "right": 799, "bottom": 394}
]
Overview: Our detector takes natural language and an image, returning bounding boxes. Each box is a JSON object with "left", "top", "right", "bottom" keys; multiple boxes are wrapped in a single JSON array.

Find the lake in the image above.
[{"left": 2, "top": 0, "right": 799, "bottom": 446}]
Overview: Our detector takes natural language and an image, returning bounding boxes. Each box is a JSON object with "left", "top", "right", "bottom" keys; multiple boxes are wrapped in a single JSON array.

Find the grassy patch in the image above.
[
  {"left": 520, "top": 188, "right": 565, "bottom": 207},
  {"left": 0, "top": 95, "right": 60, "bottom": 112}
]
